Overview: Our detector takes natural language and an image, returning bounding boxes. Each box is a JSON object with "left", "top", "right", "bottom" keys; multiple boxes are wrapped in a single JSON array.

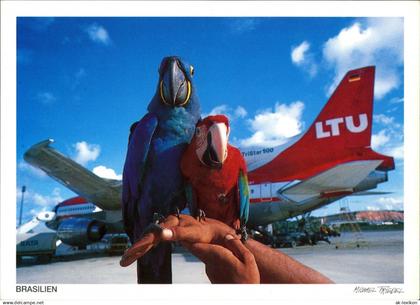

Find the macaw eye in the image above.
[
  {"left": 190, "top": 65, "right": 194, "bottom": 76},
  {"left": 195, "top": 127, "right": 201, "bottom": 136}
]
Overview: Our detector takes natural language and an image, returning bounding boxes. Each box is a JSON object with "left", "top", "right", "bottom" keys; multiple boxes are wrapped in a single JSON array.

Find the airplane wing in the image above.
[
  {"left": 281, "top": 160, "right": 383, "bottom": 203},
  {"left": 350, "top": 191, "right": 392, "bottom": 196},
  {"left": 24, "top": 139, "right": 122, "bottom": 211}
]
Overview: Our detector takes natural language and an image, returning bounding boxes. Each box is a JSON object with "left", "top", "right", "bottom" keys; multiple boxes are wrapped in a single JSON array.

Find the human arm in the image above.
[
  {"left": 120, "top": 214, "right": 333, "bottom": 284},
  {"left": 242, "top": 238, "right": 333, "bottom": 283}
]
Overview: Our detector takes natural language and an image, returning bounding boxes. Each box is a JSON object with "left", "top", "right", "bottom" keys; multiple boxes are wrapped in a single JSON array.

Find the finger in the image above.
[
  {"left": 184, "top": 242, "right": 228, "bottom": 264},
  {"left": 119, "top": 233, "right": 155, "bottom": 267},
  {"left": 160, "top": 215, "right": 180, "bottom": 228},
  {"left": 223, "top": 234, "right": 255, "bottom": 265},
  {"left": 163, "top": 225, "right": 203, "bottom": 243},
  {"left": 120, "top": 239, "right": 154, "bottom": 267}
]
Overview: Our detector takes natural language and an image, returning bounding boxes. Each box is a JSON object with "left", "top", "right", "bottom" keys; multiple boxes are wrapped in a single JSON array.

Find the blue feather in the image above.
[{"left": 238, "top": 170, "right": 250, "bottom": 225}]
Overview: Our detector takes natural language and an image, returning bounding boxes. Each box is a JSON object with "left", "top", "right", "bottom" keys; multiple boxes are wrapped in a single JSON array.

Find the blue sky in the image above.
[{"left": 16, "top": 17, "right": 404, "bottom": 223}]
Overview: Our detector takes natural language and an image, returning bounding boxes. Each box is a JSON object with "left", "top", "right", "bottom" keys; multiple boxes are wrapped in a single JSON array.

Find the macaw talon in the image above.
[
  {"left": 237, "top": 226, "right": 248, "bottom": 242},
  {"left": 141, "top": 222, "right": 164, "bottom": 238},
  {"left": 198, "top": 209, "right": 206, "bottom": 222},
  {"left": 153, "top": 212, "right": 166, "bottom": 224},
  {"left": 173, "top": 207, "right": 181, "bottom": 219}
]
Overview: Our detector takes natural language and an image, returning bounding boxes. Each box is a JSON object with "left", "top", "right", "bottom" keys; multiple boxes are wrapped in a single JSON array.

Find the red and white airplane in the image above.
[{"left": 23, "top": 66, "right": 394, "bottom": 247}]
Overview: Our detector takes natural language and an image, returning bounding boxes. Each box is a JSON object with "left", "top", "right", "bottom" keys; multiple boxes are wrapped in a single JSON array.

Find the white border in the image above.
[{"left": 1, "top": 1, "right": 419, "bottom": 304}]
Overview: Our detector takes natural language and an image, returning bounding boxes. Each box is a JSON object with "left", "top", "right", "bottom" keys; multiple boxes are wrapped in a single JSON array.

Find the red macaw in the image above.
[{"left": 180, "top": 115, "right": 249, "bottom": 237}]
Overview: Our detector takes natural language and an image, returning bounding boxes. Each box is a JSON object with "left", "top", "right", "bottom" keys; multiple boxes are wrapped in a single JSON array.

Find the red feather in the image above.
[{"left": 181, "top": 143, "right": 246, "bottom": 228}]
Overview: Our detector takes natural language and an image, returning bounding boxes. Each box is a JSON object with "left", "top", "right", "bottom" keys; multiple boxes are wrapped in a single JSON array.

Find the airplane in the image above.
[
  {"left": 23, "top": 66, "right": 394, "bottom": 248},
  {"left": 16, "top": 211, "right": 58, "bottom": 263}
]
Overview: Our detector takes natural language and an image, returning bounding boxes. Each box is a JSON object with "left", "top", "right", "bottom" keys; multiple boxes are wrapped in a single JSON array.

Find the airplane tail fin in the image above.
[
  {"left": 284, "top": 66, "right": 394, "bottom": 174},
  {"left": 287, "top": 66, "right": 394, "bottom": 171},
  {"left": 305, "top": 66, "right": 375, "bottom": 150},
  {"left": 248, "top": 66, "right": 394, "bottom": 183}
]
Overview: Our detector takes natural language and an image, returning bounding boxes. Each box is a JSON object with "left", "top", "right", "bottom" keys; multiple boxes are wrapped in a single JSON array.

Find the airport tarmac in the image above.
[{"left": 16, "top": 230, "right": 403, "bottom": 284}]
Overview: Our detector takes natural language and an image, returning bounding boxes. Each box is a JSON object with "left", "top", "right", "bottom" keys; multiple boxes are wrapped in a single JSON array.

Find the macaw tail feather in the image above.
[
  {"left": 238, "top": 170, "right": 250, "bottom": 226},
  {"left": 137, "top": 242, "right": 172, "bottom": 284}
]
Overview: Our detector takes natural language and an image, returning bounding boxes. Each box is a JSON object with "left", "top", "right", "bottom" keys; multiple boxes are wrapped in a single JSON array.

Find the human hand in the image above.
[
  {"left": 184, "top": 235, "right": 260, "bottom": 284},
  {"left": 120, "top": 214, "right": 237, "bottom": 267},
  {"left": 119, "top": 215, "right": 180, "bottom": 267},
  {"left": 120, "top": 215, "right": 259, "bottom": 283}
]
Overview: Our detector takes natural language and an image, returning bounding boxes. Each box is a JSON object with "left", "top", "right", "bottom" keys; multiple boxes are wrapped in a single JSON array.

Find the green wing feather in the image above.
[{"left": 238, "top": 170, "right": 250, "bottom": 225}]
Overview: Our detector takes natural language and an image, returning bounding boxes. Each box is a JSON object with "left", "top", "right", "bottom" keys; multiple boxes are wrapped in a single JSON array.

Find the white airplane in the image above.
[
  {"left": 16, "top": 211, "right": 58, "bottom": 262},
  {"left": 23, "top": 66, "right": 394, "bottom": 248}
]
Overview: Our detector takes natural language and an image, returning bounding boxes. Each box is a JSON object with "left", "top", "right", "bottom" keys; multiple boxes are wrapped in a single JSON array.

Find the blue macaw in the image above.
[{"left": 122, "top": 56, "right": 201, "bottom": 283}]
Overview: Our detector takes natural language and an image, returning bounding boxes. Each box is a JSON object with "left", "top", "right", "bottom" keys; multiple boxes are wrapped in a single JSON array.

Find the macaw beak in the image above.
[
  {"left": 202, "top": 123, "right": 228, "bottom": 169},
  {"left": 160, "top": 58, "right": 191, "bottom": 107}
]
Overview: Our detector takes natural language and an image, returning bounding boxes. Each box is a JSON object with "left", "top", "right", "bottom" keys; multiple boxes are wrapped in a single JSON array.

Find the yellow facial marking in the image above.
[
  {"left": 159, "top": 80, "right": 191, "bottom": 107},
  {"left": 178, "top": 81, "right": 191, "bottom": 107}
]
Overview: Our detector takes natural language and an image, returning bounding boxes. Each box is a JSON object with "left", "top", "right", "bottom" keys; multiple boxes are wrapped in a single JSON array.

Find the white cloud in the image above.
[
  {"left": 29, "top": 208, "right": 40, "bottom": 217},
  {"left": 386, "top": 107, "right": 399, "bottom": 114},
  {"left": 203, "top": 105, "right": 248, "bottom": 121},
  {"left": 389, "top": 96, "right": 404, "bottom": 104},
  {"left": 371, "top": 130, "right": 390, "bottom": 150},
  {"left": 291, "top": 41, "right": 318, "bottom": 77},
  {"left": 373, "top": 114, "right": 395, "bottom": 125},
  {"left": 375, "top": 196, "right": 403, "bottom": 211},
  {"left": 291, "top": 41, "right": 310, "bottom": 64},
  {"left": 323, "top": 18, "right": 403, "bottom": 99},
  {"left": 239, "top": 101, "right": 305, "bottom": 147},
  {"left": 373, "top": 114, "right": 402, "bottom": 135},
  {"left": 86, "top": 24, "right": 111, "bottom": 45},
  {"left": 18, "top": 161, "right": 46, "bottom": 178},
  {"left": 204, "top": 105, "right": 229, "bottom": 117},
  {"left": 73, "top": 141, "right": 100, "bottom": 165},
  {"left": 93, "top": 165, "right": 122, "bottom": 180},
  {"left": 32, "top": 194, "right": 50, "bottom": 206},
  {"left": 229, "top": 18, "right": 260, "bottom": 34},
  {"left": 72, "top": 68, "right": 87, "bottom": 90},
  {"left": 16, "top": 187, "right": 63, "bottom": 208},
  {"left": 234, "top": 106, "right": 247, "bottom": 119},
  {"left": 367, "top": 196, "right": 403, "bottom": 211},
  {"left": 384, "top": 144, "right": 404, "bottom": 160},
  {"left": 371, "top": 112, "right": 403, "bottom": 160},
  {"left": 37, "top": 92, "right": 56, "bottom": 104}
]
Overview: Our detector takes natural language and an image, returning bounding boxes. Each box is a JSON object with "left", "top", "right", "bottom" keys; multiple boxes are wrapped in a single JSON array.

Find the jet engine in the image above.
[{"left": 57, "top": 218, "right": 106, "bottom": 246}]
